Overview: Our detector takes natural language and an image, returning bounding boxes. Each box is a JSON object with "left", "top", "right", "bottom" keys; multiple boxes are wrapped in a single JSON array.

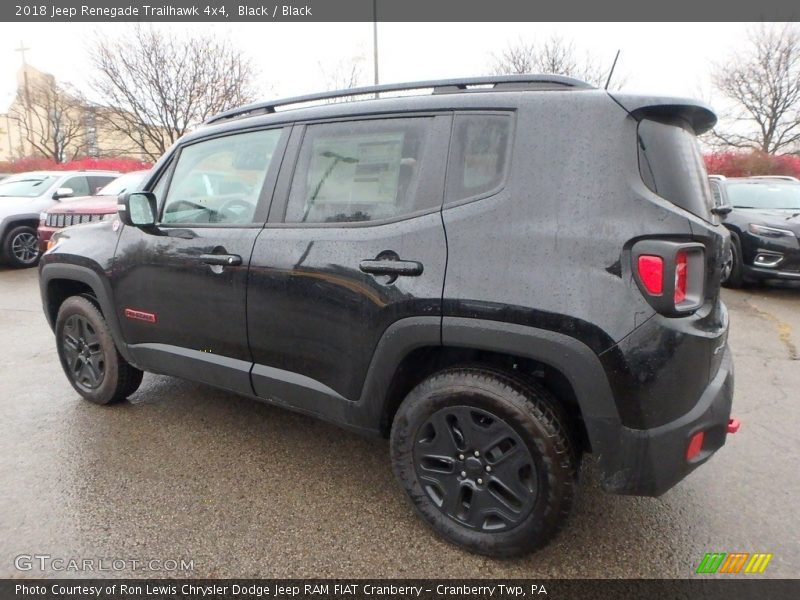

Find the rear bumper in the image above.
[{"left": 601, "top": 345, "right": 734, "bottom": 496}]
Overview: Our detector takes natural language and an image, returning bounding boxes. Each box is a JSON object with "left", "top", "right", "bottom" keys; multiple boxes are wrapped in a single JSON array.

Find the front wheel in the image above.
[
  {"left": 390, "top": 368, "right": 578, "bottom": 557},
  {"left": 2, "top": 225, "right": 41, "bottom": 268},
  {"left": 722, "top": 238, "right": 744, "bottom": 288},
  {"left": 55, "top": 296, "right": 143, "bottom": 405}
]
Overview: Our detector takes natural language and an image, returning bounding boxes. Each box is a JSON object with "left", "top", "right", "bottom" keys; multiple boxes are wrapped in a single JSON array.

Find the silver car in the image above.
[{"left": 0, "top": 170, "right": 118, "bottom": 267}]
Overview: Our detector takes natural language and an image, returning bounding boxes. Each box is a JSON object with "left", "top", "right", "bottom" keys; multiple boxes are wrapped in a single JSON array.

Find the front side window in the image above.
[
  {"left": 61, "top": 176, "right": 90, "bottom": 197},
  {"left": 161, "top": 128, "right": 284, "bottom": 225},
  {"left": 285, "top": 118, "right": 434, "bottom": 224},
  {"left": 446, "top": 114, "right": 512, "bottom": 203},
  {"left": 710, "top": 182, "right": 723, "bottom": 207}
]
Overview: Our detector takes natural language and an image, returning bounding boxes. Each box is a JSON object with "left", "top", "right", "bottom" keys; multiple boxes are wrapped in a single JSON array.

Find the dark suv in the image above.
[
  {"left": 709, "top": 176, "right": 800, "bottom": 287},
  {"left": 39, "top": 76, "right": 735, "bottom": 557}
]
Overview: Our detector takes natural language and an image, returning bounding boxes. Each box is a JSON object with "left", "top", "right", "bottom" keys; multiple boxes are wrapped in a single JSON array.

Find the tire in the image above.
[
  {"left": 2, "top": 225, "right": 41, "bottom": 268},
  {"left": 722, "top": 236, "right": 745, "bottom": 289},
  {"left": 390, "top": 367, "right": 578, "bottom": 557},
  {"left": 55, "top": 296, "right": 143, "bottom": 405}
]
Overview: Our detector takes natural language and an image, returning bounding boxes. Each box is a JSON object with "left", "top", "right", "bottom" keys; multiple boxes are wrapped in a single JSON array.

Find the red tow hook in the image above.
[{"left": 727, "top": 418, "right": 741, "bottom": 434}]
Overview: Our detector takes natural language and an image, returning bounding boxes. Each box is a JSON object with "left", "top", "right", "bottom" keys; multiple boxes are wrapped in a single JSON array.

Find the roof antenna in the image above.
[{"left": 605, "top": 50, "right": 621, "bottom": 90}]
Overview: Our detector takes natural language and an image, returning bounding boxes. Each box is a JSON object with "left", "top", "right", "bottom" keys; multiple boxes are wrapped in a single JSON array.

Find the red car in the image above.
[{"left": 38, "top": 171, "right": 148, "bottom": 252}]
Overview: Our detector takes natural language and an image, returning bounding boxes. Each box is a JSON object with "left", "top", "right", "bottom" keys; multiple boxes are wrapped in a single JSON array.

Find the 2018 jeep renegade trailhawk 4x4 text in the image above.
[{"left": 39, "top": 76, "right": 736, "bottom": 557}]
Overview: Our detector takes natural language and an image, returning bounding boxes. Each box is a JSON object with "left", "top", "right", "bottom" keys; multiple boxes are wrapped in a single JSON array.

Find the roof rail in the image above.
[{"left": 205, "top": 74, "right": 592, "bottom": 125}]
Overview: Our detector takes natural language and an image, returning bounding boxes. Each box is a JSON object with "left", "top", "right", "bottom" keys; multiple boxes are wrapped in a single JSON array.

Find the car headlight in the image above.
[
  {"left": 748, "top": 223, "right": 795, "bottom": 238},
  {"left": 39, "top": 211, "right": 48, "bottom": 222},
  {"left": 101, "top": 213, "right": 117, "bottom": 221}
]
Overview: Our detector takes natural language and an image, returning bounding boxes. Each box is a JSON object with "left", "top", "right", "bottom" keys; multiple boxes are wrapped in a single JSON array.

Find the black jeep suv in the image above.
[{"left": 39, "top": 76, "right": 734, "bottom": 557}]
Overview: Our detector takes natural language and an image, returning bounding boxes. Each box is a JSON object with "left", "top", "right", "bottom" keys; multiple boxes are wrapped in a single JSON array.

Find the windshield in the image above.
[
  {"left": 98, "top": 172, "right": 146, "bottom": 196},
  {"left": 726, "top": 182, "right": 800, "bottom": 210},
  {"left": 0, "top": 175, "right": 58, "bottom": 198}
]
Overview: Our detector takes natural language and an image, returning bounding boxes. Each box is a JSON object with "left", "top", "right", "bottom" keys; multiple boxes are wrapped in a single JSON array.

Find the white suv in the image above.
[{"left": 0, "top": 170, "right": 118, "bottom": 268}]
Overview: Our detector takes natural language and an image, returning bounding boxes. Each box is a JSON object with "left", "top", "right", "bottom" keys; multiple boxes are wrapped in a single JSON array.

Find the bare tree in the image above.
[
  {"left": 90, "top": 26, "right": 257, "bottom": 161},
  {"left": 712, "top": 24, "right": 800, "bottom": 154},
  {"left": 321, "top": 56, "right": 365, "bottom": 92},
  {"left": 317, "top": 56, "right": 367, "bottom": 103},
  {"left": 490, "top": 35, "right": 613, "bottom": 88},
  {"left": 9, "top": 74, "right": 86, "bottom": 162}
]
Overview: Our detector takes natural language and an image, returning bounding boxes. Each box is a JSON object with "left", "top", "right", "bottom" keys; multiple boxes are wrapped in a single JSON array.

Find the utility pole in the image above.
[{"left": 372, "top": 0, "right": 379, "bottom": 97}]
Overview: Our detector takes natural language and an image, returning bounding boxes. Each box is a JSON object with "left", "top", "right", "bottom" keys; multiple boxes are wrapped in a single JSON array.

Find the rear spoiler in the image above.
[{"left": 608, "top": 93, "right": 717, "bottom": 135}]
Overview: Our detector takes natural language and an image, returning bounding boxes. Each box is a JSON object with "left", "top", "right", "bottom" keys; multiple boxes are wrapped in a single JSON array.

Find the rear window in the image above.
[{"left": 637, "top": 118, "right": 714, "bottom": 222}]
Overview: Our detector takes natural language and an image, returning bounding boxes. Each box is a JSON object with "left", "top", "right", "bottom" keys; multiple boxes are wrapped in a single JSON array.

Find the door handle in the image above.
[
  {"left": 359, "top": 259, "right": 423, "bottom": 277},
  {"left": 199, "top": 253, "right": 242, "bottom": 266}
]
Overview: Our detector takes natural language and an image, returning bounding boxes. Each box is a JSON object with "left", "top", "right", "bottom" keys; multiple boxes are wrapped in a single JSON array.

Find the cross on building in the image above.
[{"left": 15, "top": 41, "right": 30, "bottom": 66}]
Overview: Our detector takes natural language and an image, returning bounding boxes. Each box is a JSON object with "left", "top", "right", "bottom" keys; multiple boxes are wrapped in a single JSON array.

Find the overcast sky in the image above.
[{"left": 0, "top": 22, "right": 756, "bottom": 115}]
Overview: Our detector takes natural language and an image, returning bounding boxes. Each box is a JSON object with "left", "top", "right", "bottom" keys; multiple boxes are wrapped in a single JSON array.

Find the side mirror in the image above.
[
  {"left": 711, "top": 204, "right": 733, "bottom": 216},
  {"left": 52, "top": 187, "right": 74, "bottom": 200},
  {"left": 118, "top": 192, "right": 158, "bottom": 228}
]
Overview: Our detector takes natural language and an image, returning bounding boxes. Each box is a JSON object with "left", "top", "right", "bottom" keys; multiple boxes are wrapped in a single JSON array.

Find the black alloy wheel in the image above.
[
  {"left": 391, "top": 368, "right": 578, "bottom": 557},
  {"left": 55, "top": 296, "right": 144, "bottom": 405},
  {"left": 413, "top": 405, "right": 537, "bottom": 532},
  {"left": 61, "top": 314, "right": 106, "bottom": 391}
]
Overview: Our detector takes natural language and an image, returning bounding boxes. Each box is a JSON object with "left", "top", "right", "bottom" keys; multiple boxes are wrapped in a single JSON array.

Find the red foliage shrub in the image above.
[
  {"left": 1, "top": 156, "right": 152, "bottom": 174},
  {"left": 704, "top": 151, "right": 800, "bottom": 178}
]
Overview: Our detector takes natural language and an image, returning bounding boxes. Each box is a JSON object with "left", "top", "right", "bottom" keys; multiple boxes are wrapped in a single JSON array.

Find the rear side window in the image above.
[
  {"left": 286, "top": 117, "right": 435, "bottom": 224},
  {"left": 446, "top": 114, "right": 511, "bottom": 203},
  {"left": 638, "top": 118, "right": 714, "bottom": 221}
]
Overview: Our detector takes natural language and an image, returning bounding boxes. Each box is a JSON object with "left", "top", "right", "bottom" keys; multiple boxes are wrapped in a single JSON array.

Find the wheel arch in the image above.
[
  {"left": 1, "top": 216, "right": 41, "bottom": 235},
  {"left": 39, "top": 263, "right": 134, "bottom": 364},
  {"left": 366, "top": 316, "right": 623, "bottom": 465}
]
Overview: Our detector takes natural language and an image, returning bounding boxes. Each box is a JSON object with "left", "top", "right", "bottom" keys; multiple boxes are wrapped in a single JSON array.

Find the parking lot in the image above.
[{"left": 1, "top": 266, "right": 798, "bottom": 578}]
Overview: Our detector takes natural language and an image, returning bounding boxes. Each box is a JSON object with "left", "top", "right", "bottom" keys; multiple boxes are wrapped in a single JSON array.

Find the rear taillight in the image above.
[
  {"left": 674, "top": 251, "right": 688, "bottom": 304},
  {"left": 637, "top": 255, "right": 664, "bottom": 295},
  {"left": 631, "top": 241, "right": 705, "bottom": 316},
  {"left": 686, "top": 431, "right": 705, "bottom": 460}
]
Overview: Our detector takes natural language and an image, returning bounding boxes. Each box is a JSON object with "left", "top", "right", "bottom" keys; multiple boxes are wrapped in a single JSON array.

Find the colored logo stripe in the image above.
[
  {"left": 697, "top": 553, "right": 726, "bottom": 574},
  {"left": 720, "top": 553, "right": 749, "bottom": 573},
  {"left": 744, "top": 553, "right": 773, "bottom": 574},
  {"left": 697, "top": 552, "right": 773, "bottom": 574}
]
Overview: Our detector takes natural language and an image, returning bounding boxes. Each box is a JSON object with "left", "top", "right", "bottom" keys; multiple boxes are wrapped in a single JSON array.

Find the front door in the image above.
[
  {"left": 112, "top": 127, "right": 289, "bottom": 395},
  {"left": 246, "top": 115, "right": 451, "bottom": 415}
]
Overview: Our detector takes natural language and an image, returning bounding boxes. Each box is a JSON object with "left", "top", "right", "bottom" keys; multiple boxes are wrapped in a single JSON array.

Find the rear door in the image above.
[
  {"left": 112, "top": 127, "right": 289, "bottom": 395},
  {"left": 246, "top": 114, "right": 451, "bottom": 412}
]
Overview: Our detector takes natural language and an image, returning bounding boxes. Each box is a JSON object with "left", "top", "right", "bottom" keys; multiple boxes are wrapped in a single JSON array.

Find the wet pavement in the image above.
[{"left": 1, "top": 266, "right": 798, "bottom": 578}]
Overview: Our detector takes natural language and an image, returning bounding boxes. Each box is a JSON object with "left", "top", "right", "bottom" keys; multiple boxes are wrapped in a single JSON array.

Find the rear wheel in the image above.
[
  {"left": 55, "top": 296, "right": 143, "bottom": 405},
  {"left": 2, "top": 225, "right": 40, "bottom": 268},
  {"left": 390, "top": 367, "right": 578, "bottom": 557}
]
